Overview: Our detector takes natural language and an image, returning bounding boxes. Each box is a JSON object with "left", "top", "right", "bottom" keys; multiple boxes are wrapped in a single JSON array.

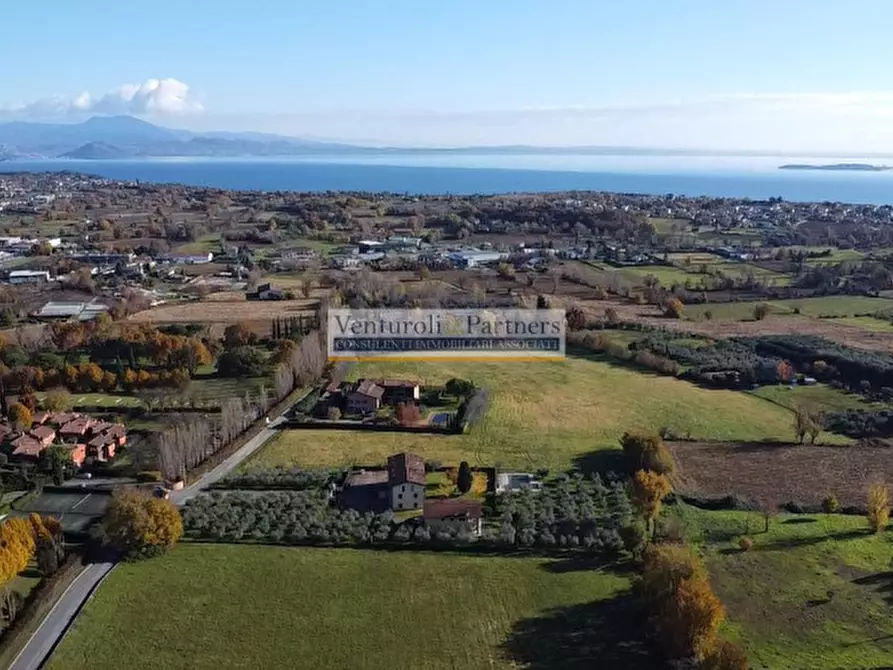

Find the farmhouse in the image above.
[
  {"left": 423, "top": 499, "right": 483, "bottom": 537},
  {"left": 346, "top": 380, "right": 385, "bottom": 414},
  {"left": 2, "top": 412, "right": 127, "bottom": 467},
  {"left": 340, "top": 452, "right": 426, "bottom": 513},
  {"left": 387, "top": 452, "right": 426, "bottom": 511}
]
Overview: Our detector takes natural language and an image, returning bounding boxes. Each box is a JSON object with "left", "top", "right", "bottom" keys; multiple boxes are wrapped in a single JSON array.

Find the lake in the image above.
[{"left": 4, "top": 153, "right": 893, "bottom": 204}]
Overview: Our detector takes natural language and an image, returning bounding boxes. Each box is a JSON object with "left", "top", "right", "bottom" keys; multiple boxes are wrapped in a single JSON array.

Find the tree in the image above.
[
  {"left": 42, "top": 387, "right": 73, "bottom": 412},
  {"left": 536, "top": 295, "right": 550, "bottom": 309},
  {"left": 497, "top": 262, "right": 515, "bottom": 280},
  {"left": 664, "top": 298, "right": 684, "bottom": 319},
  {"left": 620, "top": 431, "right": 674, "bottom": 475},
  {"left": 40, "top": 446, "right": 72, "bottom": 484},
  {"left": 776, "top": 360, "right": 794, "bottom": 383},
  {"left": 867, "top": 481, "right": 890, "bottom": 534},
  {"left": 753, "top": 303, "right": 771, "bottom": 321},
  {"left": 102, "top": 489, "right": 183, "bottom": 559},
  {"left": 8, "top": 403, "right": 31, "bottom": 431},
  {"left": 326, "top": 406, "right": 342, "bottom": 421},
  {"left": 604, "top": 307, "right": 619, "bottom": 324},
  {"left": 444, "top": 378, "right": 475, "bottom": 397},
  {"left": 565, "top": 307, "right": 586, "bottom": 332},
  {"left": 457, "top": 461, "right": 473, "bottom": 494},
  {"left": 632, "top": 470, "right": 672, "bottom": 535},
  {"left": 394, "top": 402, "right": 421, "bottom": 426},
  {"left": 216, "top": 346, "right": 268, "bottom": 377},
  {"left": 0, "top": 517, "right": 36, "bottom": 585},
  {"left": 222, "top": 323, "right": 256, "bottom": 349},
  {"left": 639, "top": 544, "right": 726, "bottom": 662},
  {"left": 701, "top": 640, "right": 749, "bottom": 670},
  {"left": 30, "top": 514, "right": 64, "bottom": 576},
  {"left": 793, "top": 403, "right": 822, "bottom": 444}
]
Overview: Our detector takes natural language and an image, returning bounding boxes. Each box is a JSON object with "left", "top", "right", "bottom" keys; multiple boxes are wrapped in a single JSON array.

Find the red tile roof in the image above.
[
  {"left": 11, "top": 435, "right": 43, "bottom": 458},
  {"left": 60, "top": 418, "right": 94, "bottom": 435},
  {"left": 387, "top": 452, "right": 426, "bottom": 486},
  {"left": 375, "top": 379, "right": 420, "bottom": 389},
  {"left": 353, "top": 380, "right": 385, "bottom": 400},
  {"left": 29, "top": 425, "right": 56, "bottom": 441},
  {"left": 423, "top": 499, "right": 483, "bottom": 521}
]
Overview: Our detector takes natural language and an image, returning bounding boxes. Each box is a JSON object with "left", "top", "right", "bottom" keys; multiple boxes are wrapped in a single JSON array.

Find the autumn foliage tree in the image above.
[
  {"left": 793, "top": 402, "right": 822, "bottom": 444},
  {"left": 395, "top": 402, "right": 422, "bottom": 426},
  {"left": 8, "top": 402, "right": 32, "bottom": 431},
  {"left": 776, "top": 360, "right": 794, "bottom": 383},
  {"left": 0, "top": 518, "right": 36, "bottom": 585},
  {"left": 102, "top": 489, "right": 184, "bottom": 559},
  {"left": 565, "top": 306, "right": 586, "bottom": 332},
  {"left": 867, "top": 481, "right": 890, "bottom": 534},
  {"left": 620, "top": 431, "right": 674, "bottom": 475},
  {"left": 638, "top": 543, "right": 732, "bottom": 664},
  {"left": 664, "top": 298, "right": 685, "bottom": 319},
  {"left": 632, "top": 470, "right": 672, "bottom": 535},
  {"left": 30, "top": 514, "right": 65, "bottom": 576}
]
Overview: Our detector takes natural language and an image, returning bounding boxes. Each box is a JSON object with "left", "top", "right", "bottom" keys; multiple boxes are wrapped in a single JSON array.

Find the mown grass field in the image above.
[
  {"left": 748, "top": 383, "right": 888, "bottom": 413},
  {"left": 248, "top": 357, "right": 799, "bottom": 471},
  {"left": 671, "top": 505, "right": 893, "bottom": 670},
  {"left": 686, "top": 295, "right": 893, "bottom": 322},
  {"left": 47, "top": 545, "right": 633, "bottom": 670}
]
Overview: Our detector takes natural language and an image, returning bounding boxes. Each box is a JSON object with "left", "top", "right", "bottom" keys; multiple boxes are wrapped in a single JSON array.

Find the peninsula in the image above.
[{"left": 779, "top": 163, "right": 892, "bottom": 172}]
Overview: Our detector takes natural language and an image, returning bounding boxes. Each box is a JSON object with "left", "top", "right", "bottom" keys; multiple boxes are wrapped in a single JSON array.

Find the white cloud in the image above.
[{"left": 0, "top": 78, "right": 203, "bottom": 120}]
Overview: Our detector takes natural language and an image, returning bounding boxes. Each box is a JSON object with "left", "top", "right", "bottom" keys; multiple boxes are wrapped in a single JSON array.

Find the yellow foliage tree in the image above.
[
  {"left": 103, "top": 489, "right": 183, "bottom": 558},
  {"left": 632, "top": 470, "right": 672, "bottom": 534},
  {"left": 8, "top": 402, "right": 32, "bottom": 431},
  {"left": 867, "top": 481, "right": 890, "bottom": 534},
  {"left": 0, "top": 518, "right": 37, "bottom": 585}
]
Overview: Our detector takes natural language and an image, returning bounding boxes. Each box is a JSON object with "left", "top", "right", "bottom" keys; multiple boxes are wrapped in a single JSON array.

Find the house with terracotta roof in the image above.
[
  {"left": 10, "top": 434, "right": 43, "bottom": 460},
  {"left": 346, "top": 380, "right": 385, "bottom": 414},
  {"left": 64, "top": 443, "right": 87, "bottom": 468},
  {"left": 341, "top": 452, "right": 427, "bottom": 513},
  {"left": 29, "top": 424, "right": 57, "bottom": 447},
  {"left": 59, "top": 417, "right": 95, "bottom": 440},
  {"left": 423, "top": 499, "right": 483, "bottom": 537},
  {"left": 387, "top": 452, "right": 426, "bottom": 511}
]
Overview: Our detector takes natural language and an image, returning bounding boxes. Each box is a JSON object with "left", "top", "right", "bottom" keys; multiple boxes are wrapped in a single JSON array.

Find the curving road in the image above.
[{"left": 8, "top": 416, "right": 287, "bottom": 669}]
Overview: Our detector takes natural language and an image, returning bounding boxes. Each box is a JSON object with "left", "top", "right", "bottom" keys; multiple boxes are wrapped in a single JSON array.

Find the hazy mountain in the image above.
[{"left": 0, "top": 115, "right": 367, "bottom": 159}]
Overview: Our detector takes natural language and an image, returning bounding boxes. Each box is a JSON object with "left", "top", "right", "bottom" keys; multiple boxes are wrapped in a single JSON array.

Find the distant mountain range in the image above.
[
  {"left": 0, "top": 115, "right": 366, "bottom": 160},
  {"left": 3, "top": 115, "right": 893, "bottom": 161}
]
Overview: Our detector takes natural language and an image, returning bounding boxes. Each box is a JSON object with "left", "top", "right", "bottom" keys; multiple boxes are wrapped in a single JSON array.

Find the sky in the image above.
[{"left": 3, "top": 0, "right": 893, "bottom": 151}]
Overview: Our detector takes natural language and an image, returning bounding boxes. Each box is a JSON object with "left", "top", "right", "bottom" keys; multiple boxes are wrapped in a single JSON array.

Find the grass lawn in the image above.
[
  {"left": 171, "top": 234, "right": 220, "bottom": 256},
  {"left": 748, "top": 383, "right": 888, "bottom": 414},
  {"left": 649, "top": 217, "right": 692, "bottom": 234},
  {"left": 47, "top": 544, "right": 633, "bottom": 670},
  {"left": 669, "top": 505, "right": 893, "bottom": 669},
  {"left": 248, "top": 357, "right": 800, "bottom": 471},
  {"left": 686, "top": 295, "right": 893, "bottom": 322},
  {"left": 617, "top": 265, "right": 698, "bottom": 286},
  {"left": 835, "top": 315, "right": 893, "bottom": 332}
]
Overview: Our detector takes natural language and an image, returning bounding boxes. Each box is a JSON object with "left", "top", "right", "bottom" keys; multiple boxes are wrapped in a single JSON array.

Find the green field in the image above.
[
  {"left": 749, "top": 383, "right": 888, "bottom": 413},
  {"left": 835, "top": 315, "right": 893, "bottom": 332},
  {"left": 48, "top": 544, "right": 635, "bottom": 670},
  {"left": 649, "top": 217, "right": 691, "bottom": 234},
  {"left": 34, "top": 392, "right": 143, "bottom": 409},
  {"left": 617, "top": 265, "right": 700, "bottom": 287},
  {"left": 687, "top": 295, "right": 893, "bottom": 322},
  {"left": 671, "top": 505, "right": 893, "bottom": 669},
  {"left": 248, "top": 358, "right": 800, "bottom": 471}
]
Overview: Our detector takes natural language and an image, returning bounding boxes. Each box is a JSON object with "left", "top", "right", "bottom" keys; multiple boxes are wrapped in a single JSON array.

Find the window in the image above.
[
  {"left": 397, "top": 493, "right": 403, "bottom": 499},
  {"left": 401, "top": 485, "right": 405, "bottom": 492},
  {"left": 413, "top": 493, "right": 419, "bottom": 498}
]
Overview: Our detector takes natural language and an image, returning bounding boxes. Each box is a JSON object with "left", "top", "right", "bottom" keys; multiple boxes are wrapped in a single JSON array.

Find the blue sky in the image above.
[{"left": 3, "top": 1, "right": 893, "bottom": 150}]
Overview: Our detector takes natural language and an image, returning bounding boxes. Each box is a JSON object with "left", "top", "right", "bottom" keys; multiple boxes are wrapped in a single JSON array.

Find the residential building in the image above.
[
  {"left": 374, "top": 379, "right": 421, "bottom": 404},
  {"left": 346, "top": 380, "right": 385, "bottom": 414},
  {"left": 387, "top": 452, "right": 426, "bottom": 511},
  {"left": 449, "top": 250, "right": 508, "bottom": 268},
  {"left": 29, "top": 425, "right": 57, "bottom": 448},
  {"left": 11, "top": 435, "right": 43, "bottom": 460},
  {"left": 340, "top": 452, "right": 427, "bottom": 513},
  {"left": 423, "top": 499, "right": 484, "bottom": 537}
]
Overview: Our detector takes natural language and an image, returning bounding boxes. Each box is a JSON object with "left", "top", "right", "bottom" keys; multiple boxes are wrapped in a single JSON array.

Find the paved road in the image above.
[
  {"left": 171, "top": 416, "right": 285, "bottom": 506},
  {"left": 9, "top": 415, "right": 288, "bottom": 669},
  {"left": 8, "top": 561, "right": 116, "bottom": 670}
]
